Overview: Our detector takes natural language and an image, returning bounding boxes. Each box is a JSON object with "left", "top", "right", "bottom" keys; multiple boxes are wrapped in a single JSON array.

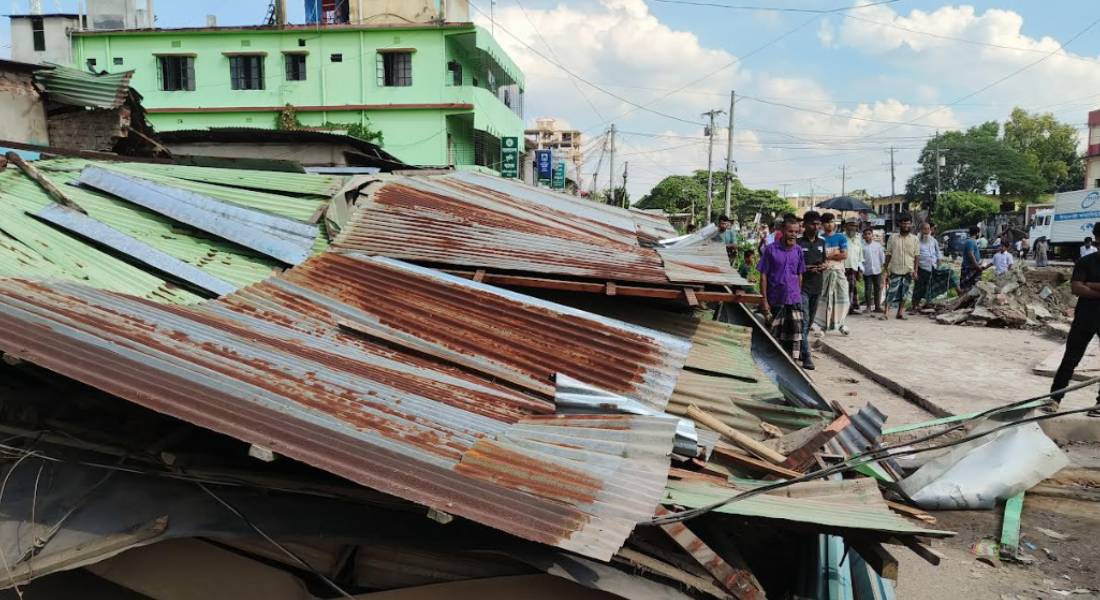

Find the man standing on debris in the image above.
[
  {"left": 843, "top": 218, "right": 864, "bottom": 314},
  {"left": 862, "top": 227, "right": 885, "bottom": 313},
  {"left": 1035, "top": 236, "right": 1050, "bottom": 267},
  {"left": 714, "top": 215, "right": 738, "bottom": 263},
  {"left": 1082, "top": 237, "right": 1097, "bottom": 259},
  {"left": 797, "top": 211, "right": 826, "bottom": 370},
  {"left": 913, "top": 220, "right": 942, "bottom": 310},
  {"left": 758, "top": 217, "right": 807, "bottom": 360},
  {"left": 960, "top": 226, "right": 985, "bottom": 293},
  {"left": 882, "top": 214, "right": 920, "bottom": 320},
  {"left": 1046, "top": 223, "right": 1100, "bottom": 417},
  {"left": 815, "top": 213, "right": 852, "bottom": 335},
  {"left": 992, "top": 242, "right": 1015, "bottom": 276}
]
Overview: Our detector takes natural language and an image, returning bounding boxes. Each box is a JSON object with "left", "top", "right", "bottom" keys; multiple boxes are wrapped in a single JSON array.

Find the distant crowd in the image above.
[{"left": 706, "top": 211, "right": 1064, "bottom": 372}]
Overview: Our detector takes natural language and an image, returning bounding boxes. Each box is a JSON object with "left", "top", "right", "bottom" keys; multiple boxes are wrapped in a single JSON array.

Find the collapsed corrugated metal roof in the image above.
[
  {"left": 0, "top": 252, "right": 695, "bottom": 560},
  {"left": 0, "top": 159, "right": 337, "bottom": 303},
  {"left": 333, "top": 170, "right": 749, "bottom": 288},
  {"left": 35, "top": 64, "right": 134, "bottom": 109},
  {"left": 664, "top": 478, "right": 953, "bottom": 538}
]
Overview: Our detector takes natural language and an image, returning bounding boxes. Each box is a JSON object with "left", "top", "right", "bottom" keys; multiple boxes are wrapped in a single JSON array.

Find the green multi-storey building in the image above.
[{"left": 69, "top": 8, "right": 524, "bottom": 171}]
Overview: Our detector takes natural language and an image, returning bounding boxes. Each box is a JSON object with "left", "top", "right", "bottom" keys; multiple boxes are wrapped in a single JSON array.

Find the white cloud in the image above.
[{"left": 818, "top": 19, "right": 836, "bottom": 48}]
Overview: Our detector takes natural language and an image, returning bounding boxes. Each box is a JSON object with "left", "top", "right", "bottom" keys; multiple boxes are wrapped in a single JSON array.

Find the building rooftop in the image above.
[{"left": 70, "top": 20, "right": 475, "bottom": 36}]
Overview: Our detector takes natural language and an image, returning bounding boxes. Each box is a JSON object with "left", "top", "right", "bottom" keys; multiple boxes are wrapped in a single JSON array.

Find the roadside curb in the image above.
[{"left": 817, "top": 339, "right": 955, "bottom": 418}]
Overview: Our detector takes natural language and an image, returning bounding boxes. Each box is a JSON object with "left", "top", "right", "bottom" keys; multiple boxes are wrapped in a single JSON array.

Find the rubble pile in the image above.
[{"left": 934, "top": 265, "right": 1075, "bottom": 328}]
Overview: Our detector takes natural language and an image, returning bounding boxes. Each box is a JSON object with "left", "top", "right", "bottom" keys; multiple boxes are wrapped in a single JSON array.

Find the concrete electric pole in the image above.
[
  {"left": 702, "top": 108, "right": 725, "bottom": 222},
  {"left": 723, "top": 91, "right": 736, "bottom": 218},
  {"left": 840, "top": 164, "right": 847, "bottom": 197},
  {"left": 621, "top": 161, "right": 629, "bottom": 208},
  {"left": 889, "top": 146, "right": 897, "bottom": 198}
]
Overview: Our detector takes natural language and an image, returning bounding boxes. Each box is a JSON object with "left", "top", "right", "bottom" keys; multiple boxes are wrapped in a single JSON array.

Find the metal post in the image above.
[
  {"left": 622, "top": 161, "right": 629, "bottom": 208},
  {"left": 608, "top": 123, "right": 616, "bottom": 206},
  {"left": 723, "top": 90, "right": 735, "bottom": 217},
  {"left": 702, "top": 109, "right": 724, "bottom": 222}
]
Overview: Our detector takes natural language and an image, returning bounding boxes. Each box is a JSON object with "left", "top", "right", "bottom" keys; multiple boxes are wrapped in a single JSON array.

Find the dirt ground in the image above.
[{"left": 809, "top": 328, "right": 1100, "bottom": 599}]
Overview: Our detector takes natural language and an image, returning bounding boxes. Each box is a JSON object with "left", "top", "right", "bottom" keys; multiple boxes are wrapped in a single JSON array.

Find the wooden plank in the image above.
[
  {"left": 614, "top": 547, "right": 735, "bottom": 600},
  {"left": 605, "top": 281, "right": 617, "bottom": 296},
  {"left": 709, "top": 445, "right": 802, "bottom": 479},
  {"left": 684, "top": 287, "right": 699, "bottom": 307},
  {"left": 999, "top": 492, "right": 1025, "bottom": 558},
  {"left": 6, "top": 151, "right": 87, "bottom": 214},
  {"left": 307, "top": 203, "right": 328, "bottom": 225},
  {"left": 687, "top": 404, "right": 787, "bottom": 465},
  {"left": 780, "top": 414, "right": 850, "bottom": 472},
  {"left": 473, "top": 269, "right": 486, "bottom": 283},
  {"left": 1028, "top": 484, "right": 1100, "bottom": 503},
  {"left": 850, "top": 539, "right": 899, "bottom": 581},
  {"left": 655, "top": 507, "right": 766, "bottom": 600},
  {"left": 886, "top": 501, "right": 937, "bottom": 524}
]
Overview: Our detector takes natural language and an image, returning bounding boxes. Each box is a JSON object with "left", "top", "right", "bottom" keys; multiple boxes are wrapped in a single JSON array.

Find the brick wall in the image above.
[{"left": 47, "top": 107, "right": 131, "bottom": 152}]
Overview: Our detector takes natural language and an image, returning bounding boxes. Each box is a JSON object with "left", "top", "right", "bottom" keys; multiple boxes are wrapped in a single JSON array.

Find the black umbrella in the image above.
[{"left": 816, "top": 195, "right": 873, "bottom": 212}]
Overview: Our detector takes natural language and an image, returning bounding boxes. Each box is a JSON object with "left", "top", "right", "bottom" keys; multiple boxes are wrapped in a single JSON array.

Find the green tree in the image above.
[
  {"left": 931, "top": 191, "right": 1000, "bottom": 230},
  {"left": 593, "top": 186, "right": 630, "bottom": 207},
  {"left": 906, "top": 124, "right": 1045, "bottom": 211},
  {"left": 1003, "top": 107, "right": 1083, "bottom": 192},
  {"left": 636, "top": 170, "right": 792, "bottom": 226}
]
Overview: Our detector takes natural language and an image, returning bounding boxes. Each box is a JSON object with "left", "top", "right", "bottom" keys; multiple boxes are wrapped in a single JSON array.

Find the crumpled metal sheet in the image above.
[{"left": 899, "top": 421, "right": 1070, "bottom": 510}]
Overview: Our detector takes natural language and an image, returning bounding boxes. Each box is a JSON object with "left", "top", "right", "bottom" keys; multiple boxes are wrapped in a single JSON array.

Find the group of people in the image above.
[{"left": 755, "top": 211, "right": 929, "bottom": 370}]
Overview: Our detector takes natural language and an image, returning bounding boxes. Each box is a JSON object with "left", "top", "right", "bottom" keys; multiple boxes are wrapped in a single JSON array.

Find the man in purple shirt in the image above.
[{"left": 758, "top": 217, "right": 806, "bottom": 359}]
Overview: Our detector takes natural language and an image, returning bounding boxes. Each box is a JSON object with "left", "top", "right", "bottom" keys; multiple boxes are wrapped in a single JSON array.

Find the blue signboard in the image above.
[{"left": 536, "top": 150, "right": 553, "bottom": 180}]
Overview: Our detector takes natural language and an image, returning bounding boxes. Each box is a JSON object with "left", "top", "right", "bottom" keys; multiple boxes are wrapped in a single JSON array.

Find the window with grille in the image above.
[
  {"left": 31, "top": 17, "right": 45, "bottom": 52},
  {"left": 378, "top": 51, "right": 412, "bottom": 87},
  {"left": 285, "top": 54, "right": 306, "bottom": 81},
  {"left": 229, "top": 55, "right": 265, "bottom": 90},
  {"left": 157, "top": 56, "right": 195, "bottom": 91},
  {"left": 447, "top": 60, "right": 462, "bottom": 86}
]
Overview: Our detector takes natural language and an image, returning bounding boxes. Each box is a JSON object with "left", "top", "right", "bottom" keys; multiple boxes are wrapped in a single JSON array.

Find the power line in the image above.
[
  {"left": 854, "top": 14, "right": 1100, "bottom": 142},
  {"left": 468, "top": 0, "right": 706, "bottom": 127},
  {"left": 839, "top": 11, "right": 1100, "bottom": 66},
  {"left": 650, "top": 0, "right": 900, "bottom": 14}
]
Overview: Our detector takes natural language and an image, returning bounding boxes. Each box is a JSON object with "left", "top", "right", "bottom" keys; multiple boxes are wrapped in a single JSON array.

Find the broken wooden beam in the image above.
[
  {"left": 709, "top": 445, "right": 802, "bottom": 479},
  {"left": 656, "top": 507, "right": 766, "bottom": 600},
  {"left": 687, "top": 404, "right": 787, "bottom": 465},
  {"left": 5, "top": 151, "right": 86, "bottom": 214},
  {"left": 885, "top": 501, "right": 937, "bottom": 524},
  {"left": 779, "top": 414, "right": 850, "bottom": 472}
]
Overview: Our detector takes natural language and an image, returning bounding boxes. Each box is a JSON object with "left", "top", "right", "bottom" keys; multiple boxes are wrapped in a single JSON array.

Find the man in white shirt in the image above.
[
  {"left": 1082, "top": 237, "right": 1098, "bottom": 258},
  {"left": 843, "top": 219, "right": 865, "bottom": 313},
  {"left": 993, "top": 242, "right": 1015, "bottom": 275},
  {"left": 913, "top": 221, "right": 941, "bottom": 308},
  {"left": 861, "top": 227, "right": 885, "bottom": 313}
]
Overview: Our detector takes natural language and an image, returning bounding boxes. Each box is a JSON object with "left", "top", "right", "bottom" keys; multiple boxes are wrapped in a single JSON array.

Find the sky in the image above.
[{"left": 5, "top": 0, "right": 1100, "bottom": 203}]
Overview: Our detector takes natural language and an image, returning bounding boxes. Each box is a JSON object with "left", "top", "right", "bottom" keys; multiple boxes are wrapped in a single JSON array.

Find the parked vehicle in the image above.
[
  {"left": 940, "top": 228, "right": 969, "bottom": 258},
  {"left": 1031, "top": 189, "right": 1100, "bottom": 257}
]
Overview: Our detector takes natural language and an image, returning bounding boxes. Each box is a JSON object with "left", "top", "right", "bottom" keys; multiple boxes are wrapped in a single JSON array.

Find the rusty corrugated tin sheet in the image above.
[
  {"left": 333, "top": 171, "right": 744, "bottom": 287},
  {"left": 0, "top": 254, "right": 686, "bottom": 560},
  {"left": 236, "top": 252, "right": 692, "bottom": 411}
]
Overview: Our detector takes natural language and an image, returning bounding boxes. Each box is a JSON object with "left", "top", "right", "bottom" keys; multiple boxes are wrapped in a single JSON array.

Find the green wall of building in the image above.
[{"left": 72, "top": 24, "right": 524, "bottom": 169}]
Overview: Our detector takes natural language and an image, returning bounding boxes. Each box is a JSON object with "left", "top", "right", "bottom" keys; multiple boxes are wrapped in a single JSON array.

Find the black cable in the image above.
[{"left": 651, "top": 376, "right": 1100, "bottom": 525}]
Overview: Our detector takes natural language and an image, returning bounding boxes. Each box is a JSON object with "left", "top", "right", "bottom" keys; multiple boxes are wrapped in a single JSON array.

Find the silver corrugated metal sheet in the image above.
[
  {"left": 34, "top": 204, "right": 238, "bottom": 296},
  {"left": 333, "top": 171, "right": 745, "bottom": 287},
  {"left": 78, "top": 166, "right": 318, "bottom": 265},
  {"left": 35, "top": 64, "right": 132, "bottom": 108},
  {"left": 0, "top": 254, "right": 687, "bottom": 560}
]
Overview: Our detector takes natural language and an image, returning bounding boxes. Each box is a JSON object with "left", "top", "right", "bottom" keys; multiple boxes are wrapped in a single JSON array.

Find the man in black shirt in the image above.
[
  {"left": 797, "top": 211, "right": 827, "bottom": 371},
  {"left": 1047, "top": 222, "right": 1100, "bottom": 416}
]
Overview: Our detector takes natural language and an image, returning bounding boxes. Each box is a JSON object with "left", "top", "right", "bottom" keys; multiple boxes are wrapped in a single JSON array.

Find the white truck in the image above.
[{"left": 1028, "top": 189, "right": 1100, "bottom": 257}]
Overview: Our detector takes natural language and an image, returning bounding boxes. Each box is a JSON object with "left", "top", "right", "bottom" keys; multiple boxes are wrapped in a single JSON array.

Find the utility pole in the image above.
[
  {"left": 621, "top": 161, "right": 629, "bottom": 208},
  {"left": 702, "top": 108, "right": 725, "bottom": 222},
  {"left": 889, "top": 146, "right": 897, "bottom": 198},
  {"left": 723, "top": 90, "right": 736, "bottom": 218},
  {"left": 840, "top": 164, "right": 847, "bottom": 197},
  {"left": 780, "top": 183, "right": 790, "bottom": 201},
  {"left": 608, "top": 124, "right": 616, "bottom": 206}
]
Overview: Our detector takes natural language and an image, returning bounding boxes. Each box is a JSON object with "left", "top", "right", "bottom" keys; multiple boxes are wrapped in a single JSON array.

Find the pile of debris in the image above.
[
  {"left": 934, "top": 264, "right": 1075, "bottom": 328},
  {"left": 0, "top": 157, "right": 959, "bottom": 599}
]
